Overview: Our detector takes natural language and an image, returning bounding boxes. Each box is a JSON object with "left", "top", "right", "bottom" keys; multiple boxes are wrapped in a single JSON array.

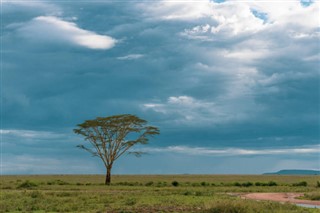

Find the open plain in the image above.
[{"left": 1, "top": 175, "right": 320, "bottom": 213}]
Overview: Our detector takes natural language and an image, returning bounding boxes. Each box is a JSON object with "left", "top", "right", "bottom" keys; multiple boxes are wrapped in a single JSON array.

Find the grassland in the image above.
[{"left": 1, "top": 175, "right": 319, "bottom": 213}]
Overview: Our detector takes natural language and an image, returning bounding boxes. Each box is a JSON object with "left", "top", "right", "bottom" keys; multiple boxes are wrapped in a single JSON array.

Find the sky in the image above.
[{"left": 1, "top": 0, "right": 319, "bottom": 175}]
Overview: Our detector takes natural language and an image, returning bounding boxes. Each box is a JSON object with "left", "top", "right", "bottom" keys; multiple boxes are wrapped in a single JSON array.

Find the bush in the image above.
[
  {"left": 316, "top": 181, "right": 320, "bottom": 188},
  {"left": 17, "top": 180, "right": 38, "bottom": 189},
  {"left": 267, "top": 181, "right": 277, "bottom": 186},
  {"left": 304, "top": 192, "right": 320, "bottom": 201},
  {"left": 233, "top": 182, "right": 242, "bottom": 187},
  {"left": 145, "top": 181, "right": 154, "bottom": 186},
  {"left": 183, "top": 191, "right": 192, "bottom": 196},
  {"left": 242, "top": 182, "right": 253, "bottom": 187},
  {"left": 172, "top": 181, "right": 179, "bottom": 187},
  {"left": 46, "top": 179, "right": 69, "bottom": 185},
  {"left": 255, "top": 181, "right": 277, "bottom": 186},
  {"left": 292, "top": 181, "right": 307, "bottom": 187},
  {"left": 201, "top": 181, "right": 209, "bottom": 186}
]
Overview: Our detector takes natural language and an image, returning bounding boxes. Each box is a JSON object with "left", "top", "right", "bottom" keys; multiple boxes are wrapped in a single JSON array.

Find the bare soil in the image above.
[{"left": 241, "top": 193, "right": 320, "bottom": 206}]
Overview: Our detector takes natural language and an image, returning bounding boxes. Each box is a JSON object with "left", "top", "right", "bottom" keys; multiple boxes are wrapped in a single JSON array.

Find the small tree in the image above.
[{"left": 74, "top": 114, "right": 159, "bottom": 185}]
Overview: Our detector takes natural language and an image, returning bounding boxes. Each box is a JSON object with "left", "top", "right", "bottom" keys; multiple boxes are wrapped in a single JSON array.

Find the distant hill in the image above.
[{"left": 264, "top": 169, "right": 320, "bottom": 175}]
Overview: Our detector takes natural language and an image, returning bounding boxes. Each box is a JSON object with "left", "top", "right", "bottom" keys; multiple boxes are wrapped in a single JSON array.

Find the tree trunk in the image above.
[{"left": 105, "top": 166, "right": 112, "bottom": 185}]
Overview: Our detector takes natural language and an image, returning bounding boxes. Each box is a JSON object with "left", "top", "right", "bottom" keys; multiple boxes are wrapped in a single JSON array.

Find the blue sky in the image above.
[{"left": 2, "top": 0, "right": 319, "bottom": 175}]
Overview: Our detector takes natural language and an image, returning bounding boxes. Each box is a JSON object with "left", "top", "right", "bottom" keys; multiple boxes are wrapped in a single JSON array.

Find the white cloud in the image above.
[
  {"left": 142, "top": 95, "right": 256, "bottom": 124},
  {"left": 17, "top": 16, "right": 116, "bottom": 50},
  {"left": 248, "top": 1, "right": 319, "bottom": 28},
  {"left": 1, "top": 129, "right": 65, "bottom": 139},
  {"left": 117, "top": 54, "right": 144, "bottom": 60},
  {"left": 139, "top": 1, "right": 213, "bottom": 21},
  {"left": 1, "top": 155, "right": 101, "bottom": 174},
  {"left": 137, "top": 145, "right": 320, "bottom": 156},
  {"left": 143, "top": 0, "right": 318, "bottom": 41},
  {"left": 142, "top": 1, "right": 265, "bottom": 36}
]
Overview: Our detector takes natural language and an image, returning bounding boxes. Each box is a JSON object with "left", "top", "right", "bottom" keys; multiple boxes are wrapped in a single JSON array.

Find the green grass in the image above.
[{"left": 1, "top": 175, "right": 319, "bottom": 213}]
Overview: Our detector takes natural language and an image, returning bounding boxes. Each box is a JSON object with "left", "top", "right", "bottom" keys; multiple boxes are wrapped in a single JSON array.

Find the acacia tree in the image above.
[{"left": 74, "top": 114, "right": 159, "bottom": 185}]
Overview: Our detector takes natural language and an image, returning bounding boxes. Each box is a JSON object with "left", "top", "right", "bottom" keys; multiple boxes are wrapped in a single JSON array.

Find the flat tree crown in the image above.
[{"left": 74, "top": 114, "right": 159, "bottom": 166}]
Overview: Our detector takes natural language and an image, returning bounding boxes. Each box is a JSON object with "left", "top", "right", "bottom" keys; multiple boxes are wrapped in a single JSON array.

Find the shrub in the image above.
[
  {"left": 233, "top": 182, "right": 241, "bottom": 187},
  {"left": 255, "top": 182, "right": 262, "bottom": 186},
  {"left": 46, "top": 179, "right": 69, "bottom": 185},
  {"left": 255, "top": 181, "right": 277, "bottom": 186},
  {"left": 172, "top": 181, "right": 179, "bottom": 187},
  {"left": 145, "top": 181, "right": 154, "bottom": 186},
  {"left": 292, "top": 181, "right": 307, "bottom": 187},
  {"left": 242, "top": 182, "right": 253, "bottom": 187},
  {"left": 316, "top": 181, "right": 320, "bottom": 188},
  {"left": 267, "top": 181, "right": 277, "bottom": 186},
  {"left": 183, "top": 191, "right": 192, "bottom": 196},
  {"left": 201, "top": 181, "right": 209, "bottom": 186},
  {"left": 17, "top": 180, "right": 38, "bottom": 189},
  {"left": 304, "top": 192, "right": 320, "bottom": 201}
]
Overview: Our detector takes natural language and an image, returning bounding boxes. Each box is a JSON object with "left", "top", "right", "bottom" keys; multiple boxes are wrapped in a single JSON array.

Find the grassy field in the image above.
[{"left": 1, "top": 175, "right": 319, "bottom": 213}]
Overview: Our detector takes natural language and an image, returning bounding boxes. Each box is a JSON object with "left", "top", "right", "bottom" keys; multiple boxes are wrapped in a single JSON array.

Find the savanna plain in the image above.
[{"left": 1, "top": 175, "right": 320, "bottom": 213}]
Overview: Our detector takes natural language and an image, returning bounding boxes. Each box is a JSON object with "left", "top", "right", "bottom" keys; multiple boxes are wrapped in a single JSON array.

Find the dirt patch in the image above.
[{"left": 241, "top": 193, "right": 320, "bottom": 206}]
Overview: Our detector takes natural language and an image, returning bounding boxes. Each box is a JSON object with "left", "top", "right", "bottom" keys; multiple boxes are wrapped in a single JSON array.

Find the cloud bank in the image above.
[{"left": 137, "top": 145, "right": 320, "bottom": 156}]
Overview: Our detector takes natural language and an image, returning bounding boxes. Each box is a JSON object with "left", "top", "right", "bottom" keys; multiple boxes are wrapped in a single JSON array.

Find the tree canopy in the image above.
[{"left": 74, "top": 114, "right": 159, "bottom": 184}]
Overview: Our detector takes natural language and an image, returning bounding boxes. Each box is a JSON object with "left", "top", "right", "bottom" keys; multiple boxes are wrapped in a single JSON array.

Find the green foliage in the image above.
[
  {"left": 172, "top": 180, "right": 179, "bottom": 187},
  {"left": 234, "top": 182, "right": 242, "bottom": 187},
  {"left": 241, "top": 182, "right": 253, "bottom": 187},
  {"left": 303, "top": 192, "right": 320, "bottom": 201},
  {"left": 316, "top": 181, "right": 320, "bottom": 187},
  {"left": 267, "top": 181, "right": 277, "bottom": 186},
  {"left": 17, "top": 180, "right": 38, "bottom": 189},
  {"left": 2, "top": 175, "right": 320, "bottom": 213},
  {"left": 74, "top": 114, "right": 160, "bottom": 185},
  {"left": 233, "top": 182, "right": 253, "bottom": 187},
  {"left": 145, "top": 181, "right": 154, "bottom": 186},
  {"left": 255, "top": 181, "right": 277, "bottom": 186},
  {"left": 201, "top": 181, "right": 209, "bottom": 186},
  {"left": 292, "top": 181, "right": 308, "bottom": 187}
]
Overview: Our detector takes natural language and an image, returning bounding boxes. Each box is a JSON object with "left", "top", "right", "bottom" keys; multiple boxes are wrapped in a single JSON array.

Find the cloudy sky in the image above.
[{"left": 2, "top": 0, "right": 319, "bottom": 175}]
